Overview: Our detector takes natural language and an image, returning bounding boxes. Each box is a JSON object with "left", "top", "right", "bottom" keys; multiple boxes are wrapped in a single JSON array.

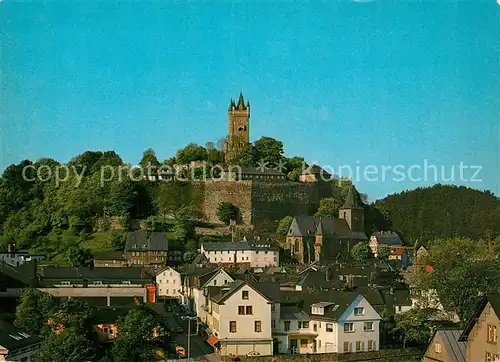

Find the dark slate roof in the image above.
[
  {"left": 430, "top": 329, "right": 466, "bottom": 362},
  {"left": 289, "top": 216, "right": 318, "bottom": 237},
  {"left": 288, "top": 216, "right": 366, "bottom": 240},
  {"left": 372, "top": 232, "right": 404, "bottom": 246},
  {"left": 253, "top": 281, "right": 281, "bottom": 301},
  {"left": 459, "top": 293, "right": 500, "bottom": 341},
  {"left": 124, "top": 231, "right": 168, "bottom": 252},
  {"left": 340, "top": 185, "right": 363, "bottom": 209},
  {"left": 209, "top": 280, "right": 272, "bottom": 304},
  {"left": 38, "top": 267, "right": 154, "bottom": 282},
  {"left": 280, "top": 291, "right": 360, "bottom": 321},
  {"left": 280, "top": 306, "right": 308, "bottom": 319},
  {"left": 0, "top": 320, "right": 39, "bottom": 352},
  {"left": 239, "top": 166, "right": 285, "bottom": 176},
  {"left": 93, "top": 251, "right": 126, "bottom": 261},
  {"left": 301, "top": 165, "right": 331, "bottom": 178},
  {"left": 201, "top": 242, "right": 278, "bottom": 252}
]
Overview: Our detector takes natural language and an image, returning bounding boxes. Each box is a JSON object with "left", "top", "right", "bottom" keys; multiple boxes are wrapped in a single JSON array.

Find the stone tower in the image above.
[
  {"left": 339, "top": 185, "right": 365, "bottom": 233},
  {"left": 225, "top": 93, "right": 250, "bottom": 164}
]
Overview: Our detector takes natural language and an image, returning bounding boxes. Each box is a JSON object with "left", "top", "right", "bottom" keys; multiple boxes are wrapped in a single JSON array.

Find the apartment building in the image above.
[
  {"left": 275, "top": 292, "right": 381, "bottom": 354},
  {"left": 155, "top": 266, "right": 182, "bottom": 301},
  {"left": 459, "top": 294, "right": 500, "bottom": 362},
  {"left": 200, "top": 242, "right": 279, "bottom": 268},
  {"left": 203, "top": 280, "right": 274, "bottom": 357}
]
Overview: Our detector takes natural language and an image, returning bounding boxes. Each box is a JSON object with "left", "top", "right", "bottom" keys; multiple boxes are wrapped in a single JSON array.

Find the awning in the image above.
[{"left": 207, "top": 335, "right": 219, "bottom": 347}]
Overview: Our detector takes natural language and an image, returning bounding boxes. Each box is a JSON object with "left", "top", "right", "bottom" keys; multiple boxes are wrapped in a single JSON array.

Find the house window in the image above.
[
  {"left": 298, "top": 321, "right": 309, "bottom": 329},
  {"left": 242, "top": 290, "right": 249, "bottom": 299},
  {"left": 326, "top": 323, "right": 333, "bottom": 332},
  {"left": 343, "top": 342, "right": 351, "bottom": 352},
  {"left": 486, "top": 352, "right": 492, "bottom": 362},
  {"left": 313, "top": 324, "right": 317, "bottom": 332},
  {"left": 272, "top": 320, "right": 276, "bottom": 329},
  {"left": 363, "top": 322, "right": 374, "bottom": 331},
  {"left": 284, "top": 321, "right": 291, "bottom": 331},
  {"left": 238, "top": 306, "right": 245, "bottom": 315},
  {"left": 397, "top": 305, "right": 402, "bottom": 312},
  {"left": 104, "top": 327, "right": 108, "bottom": 333},
  {"left": 300, "top": 339, "right": 308, "bottom": 348},
  {"left": 356, "top": 341, "right": 364, "bottom": 351},
  {"left": 246, "top": 306, "right": 253, "bottom": 315},
  {"left": 344, "top": 323, "right": 354, "bottom": 332},
  {"left": 109, "top": 328, "right": 114, "bottom": 335},
  {"left": 254, "top": 321, "right": 262, "bottom": 332},
  {"left": 214, "top": 280, "right": 217, "bottom": 286},
  {"left": 368, "top": 340, "right": 376, "bottom": 351},
  {"left": 354, "top": 307, "right": 364, "bottom": 316},
  {"left": 230, "top": 321, "right": 236, "bottom": 333},
  {"left": 434, "top": 342, "right": 442, "bottom": 353},
  {"left": 487, "top": 325, "right": 497, "bottom": 343},
  {"left": 493, "top": 355, "right": 499, "bottom": 362},
  {"left": 224, "top": 280, "right": 228, "bottom": 284}
]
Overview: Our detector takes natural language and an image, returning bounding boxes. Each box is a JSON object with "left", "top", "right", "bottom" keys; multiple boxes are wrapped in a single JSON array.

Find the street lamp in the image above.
[{"left": 181, "top": 315, "right": 197, "bottom": 361}]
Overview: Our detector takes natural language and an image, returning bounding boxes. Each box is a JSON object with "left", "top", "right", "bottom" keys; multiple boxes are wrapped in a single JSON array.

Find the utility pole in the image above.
[{"left": 181, "top": 315, "right": 197, "bottom": 361}]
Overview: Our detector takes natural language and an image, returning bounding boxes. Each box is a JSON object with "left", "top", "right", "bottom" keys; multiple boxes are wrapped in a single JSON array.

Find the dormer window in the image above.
[
  {"left": 354, "top": 307, "right": 364, "bottom": 316},
  {"left": 61, "top": 281, "right": 71, "bottom": 286},
  {"left": 122, "top": 281, "right": 131, "bottom": 285},
  {"left": 93, "top": 281, "right": 102, "bottom": 285}
]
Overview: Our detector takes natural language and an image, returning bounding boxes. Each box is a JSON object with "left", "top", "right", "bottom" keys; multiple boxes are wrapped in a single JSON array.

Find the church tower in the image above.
[
  {"left": 339, "top": 185, "right": 365, "bottom": 233},
  {"left": 225, "top": 93, "right": 250, "bottom": 164}
]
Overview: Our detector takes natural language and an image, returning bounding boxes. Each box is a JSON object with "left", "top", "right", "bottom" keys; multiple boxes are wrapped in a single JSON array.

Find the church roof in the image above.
[
  {"left": 288, "top": 216, "right": 366, "bottom": 240},
  {"left": 340, "top": 185, "right": 363, "bottom": 209}
]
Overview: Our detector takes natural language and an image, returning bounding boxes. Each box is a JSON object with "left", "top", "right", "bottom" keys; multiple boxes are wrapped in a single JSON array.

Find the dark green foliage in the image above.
[
  {"left": 413, "top": 237, "right": 500, "bottom": 324},
  {"left": 377, "top": 244, "right": 391, "bottom": 260},
  {"left": 374, "top": 185, "right": 500, "bottom": 244},
  {"left": 276, "top": 216, "right": 293, "bottom": 236},
  {"left": 176, "top": 143, "right": 208, "bottom": 165},
  {"left": 391, "top": 308, "right": 437, "bottom": 347},
  {"left": 253, "top": 137, "right": 284, "bottom": 164},
  {"left": 315, "top": 198, "right": 342, "bottom": 218},
  {"left": 217, "top": 202, "right": 239, "bottom": 225},
  {"left": 350, "top": 242, "right": 372, "bottom": 263},
  {"left": 139, "top": 148, "right": 161, "bottom": 168},
  {"left": 109, "top": 230, "right": 126, "bottom": 250},
  {"left": 112, "top": 304, "right": 171, "bottom": 362},
  {"left": 67, "top": 245, "right": 93, "bottom": 267}
]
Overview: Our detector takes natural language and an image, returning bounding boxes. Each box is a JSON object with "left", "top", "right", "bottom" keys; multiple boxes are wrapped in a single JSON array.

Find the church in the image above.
[{"left": 285, "top": 185, "right": 368, "bottom": 264}]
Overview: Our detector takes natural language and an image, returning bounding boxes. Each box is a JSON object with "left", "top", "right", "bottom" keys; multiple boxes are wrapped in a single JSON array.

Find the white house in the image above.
[
  {"left": 369, "top": 231, "right": 403, "bottom": 258},
  {"left": 200, "top": 242, "right": 279, "bottom": 268},
  {"left": 181, "top": 268, "right": 235, "bottom": 319},
  {"left": 275, "top": 293, "right": 381, "bottom": 354},
  {"left": 155, "top": 267, "right": 182, "bottom": 300},
  {"left": 203, "top": 280, "right": 274, "bottom": 357}
]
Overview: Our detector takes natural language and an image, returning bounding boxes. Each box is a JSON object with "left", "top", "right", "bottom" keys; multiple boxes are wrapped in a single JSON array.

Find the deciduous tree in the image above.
[{"left": 350, "top": 242, "right": 372, "bottom": 263}]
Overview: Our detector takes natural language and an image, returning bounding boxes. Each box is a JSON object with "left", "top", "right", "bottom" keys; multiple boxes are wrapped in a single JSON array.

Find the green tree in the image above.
[
  {"left": 14, "top": 288, "right": 57, "bottom": 336},
  {"left": 253, "top": 137, "right": 284, "bottom": 164},
  {"left": 112, "top": 305, "right": 170, "bottom": 362},
  {"left": 276, "top": 216, "right": 293, "bottom": 236},
  {"left": 186, "top": 239, "right": 199, "bottom": 251},
  {"left": 377, "top": 244, "right": 391, "bottom": 261},
  {"left": 350, "top": 242, "right": 372, "bottom": 263},
  {"left": 139, "top": 148, "right": 161, "bottom": 168},
  {"left": 36, "top": 327, "right": 97, "bottom": 362},
  {"left": 67, "top": 246, "right": 93, "bottom": 267},
  {"left": 391, "top": 308, "right": 437, "bottom": 347},
  {"left": 109, "top": 230, "right": 125, "bottom": 251},
  {"left": 217, "top": 202, "right": 239, "bottom": 225},
  {"left": 413, "top": 237, "right": 500, "bottom": 323},
  {"left": 176, "top": 143, "right": 208, "bottom": 165},
  {"left": 315, "top": 198, "right": 342, "bottom": 218},
  {"left": 232, "top": 144, "right": 256, "bottom": 166},
  {"left": 183, "top": 251, "right": 196, "bottom": 263}
]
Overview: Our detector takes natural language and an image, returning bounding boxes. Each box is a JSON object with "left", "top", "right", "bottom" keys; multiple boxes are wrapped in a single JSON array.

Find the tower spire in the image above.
[
  {"left": 340, "top": 185, "right": 363, "bottom": 209},
  {"left": 237, "top": 92, "right": 246, "bottom": 110}
]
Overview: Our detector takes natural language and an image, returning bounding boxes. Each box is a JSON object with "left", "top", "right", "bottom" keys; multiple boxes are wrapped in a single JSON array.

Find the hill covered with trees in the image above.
[{"left": 373, "top": 184, "right": 500, "bottom": 245}]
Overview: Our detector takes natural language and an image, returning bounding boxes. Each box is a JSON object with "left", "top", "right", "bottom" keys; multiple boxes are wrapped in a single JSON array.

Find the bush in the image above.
[{"left": 217, "top": 202, "right": 239, "bottom": 225}]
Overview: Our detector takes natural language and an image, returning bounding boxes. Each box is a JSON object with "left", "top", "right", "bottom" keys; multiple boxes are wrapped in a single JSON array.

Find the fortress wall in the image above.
[
  {"left": 250, "top": 181, "right": 335, "bottom": 231},
  {"left": 195, "top": 180, "right": 253, "bottom": 225}
]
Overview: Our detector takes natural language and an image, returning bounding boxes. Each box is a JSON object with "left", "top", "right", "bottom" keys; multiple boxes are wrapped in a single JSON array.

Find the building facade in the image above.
[
  {"left": 200, "top": 242, "right": 279, "bottom": 268},
  {"left": 155, "top": 267, "right": 182, "bottom": 300},
  {"left": 124, "top": 231, "right": 168, "bottom": 266}
]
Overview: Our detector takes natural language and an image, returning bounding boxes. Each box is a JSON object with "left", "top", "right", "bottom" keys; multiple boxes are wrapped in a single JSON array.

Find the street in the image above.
[{"left": 163, "top": 302, "right": 218, "bottom": 361}]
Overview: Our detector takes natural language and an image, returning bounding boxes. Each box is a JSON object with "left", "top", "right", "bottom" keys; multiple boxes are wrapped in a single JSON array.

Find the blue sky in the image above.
[{"left": 1, "top": 1, "right": 499, "bottom": 200}]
